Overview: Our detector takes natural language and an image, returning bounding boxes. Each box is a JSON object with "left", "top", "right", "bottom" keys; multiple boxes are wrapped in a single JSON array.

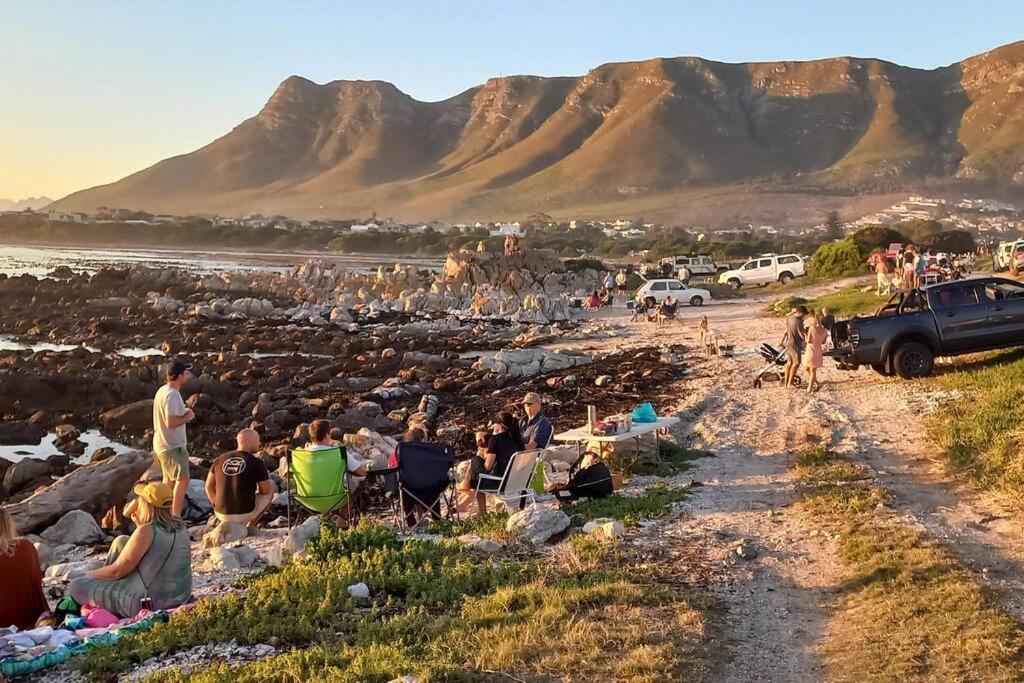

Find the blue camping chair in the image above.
[{"left": 394, "top": 442, "right": 458, "bottom": 532}]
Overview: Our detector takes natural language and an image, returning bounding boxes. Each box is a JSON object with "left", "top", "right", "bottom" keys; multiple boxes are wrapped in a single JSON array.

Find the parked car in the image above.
[
  {"left": 993, "top": 240, "right": 1024, "bottom": 271},
  {"left": 658, "top": 254, "right": 724, "bottom": 277},
  {"left": 828, "top": 277, "right": 1024, "bottom": 379},
  {"left": 717, "top": 254, "right": 805, "bottom": 289},
  {"left": 635, "top": 279, "right": 712, "bottom": 307}
]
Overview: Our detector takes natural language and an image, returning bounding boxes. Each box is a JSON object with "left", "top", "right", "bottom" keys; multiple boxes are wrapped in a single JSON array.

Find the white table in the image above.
[{"left": 552, "top": 417, "right": 681, "bottom": 464}]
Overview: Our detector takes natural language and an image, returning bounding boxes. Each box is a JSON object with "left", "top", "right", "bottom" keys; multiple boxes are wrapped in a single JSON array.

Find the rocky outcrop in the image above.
[
  {"left": 0, "top": 420, "right": 46, "bottom": 445},
  {"left": 100, "top": 400, "right": 154, "bottom": 432},
  {"left": 6, "top": 450, "right": 153, "bottom": 534}
]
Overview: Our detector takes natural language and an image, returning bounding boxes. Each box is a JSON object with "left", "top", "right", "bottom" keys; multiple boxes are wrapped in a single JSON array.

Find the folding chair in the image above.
[
  {"left": 395, "top": 442, "right": 458, "bottom": 532},
  {"left": 285, "top": 447, "right": 349, "bottom": 529},
  {"left": 475, "top": 449, "right": 542, "bottom": 512}
]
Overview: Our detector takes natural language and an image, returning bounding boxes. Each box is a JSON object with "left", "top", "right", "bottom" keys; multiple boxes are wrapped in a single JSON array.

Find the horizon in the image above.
[{"left": 2, "top": 0, "right": 1022, "bottom": 201}]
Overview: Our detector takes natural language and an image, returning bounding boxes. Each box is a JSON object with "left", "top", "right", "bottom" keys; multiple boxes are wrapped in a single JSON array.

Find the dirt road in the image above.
[{"left": 565, "top": 280, "right": 1024, "bottom": 681}]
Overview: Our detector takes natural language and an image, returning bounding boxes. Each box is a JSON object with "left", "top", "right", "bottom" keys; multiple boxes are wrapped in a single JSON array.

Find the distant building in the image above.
[{"left": 489, "top": 221, "right": 524, "bottom": 237}]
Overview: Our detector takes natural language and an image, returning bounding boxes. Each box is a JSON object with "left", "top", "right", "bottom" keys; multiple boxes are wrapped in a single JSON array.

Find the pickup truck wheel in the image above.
[
  {"left": 689, "top": 295, "right": 704, "bottom": 307},
  {"left": 727, "top": 278, "right": 741, "bottom": 290},
  {"left": 779, "top": 272, "right": 794, "bottom": 285},
  {"left": 871, "top": 363, "right": 892, "bottom": 376},
  {"left": 893, "top": 342, "right": 933, "bottom": 379}
]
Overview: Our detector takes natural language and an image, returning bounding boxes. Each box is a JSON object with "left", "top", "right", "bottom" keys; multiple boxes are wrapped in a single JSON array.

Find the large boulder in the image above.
[
  {"left": 99, "top": 400, "right": 154, "bottom": 432},
  {"left": 200, "top": 521, "right": 248, "bottom": 549},
  {"left": 208, "top": 544, "right": 260, "bottom": 571},
  {"left": 0, "top": 420, "right": 46, "bottom": 446},
  {"left": 6, "top": 450, "right": 153, "bottom": 534},
  {"left": 505, "top": 505, "right": 571, "bottom": 544},
  {"left": 44, "top": 559, "right": 103, "bottom": 581},
  {"left": 2, "top": 458, "right": 53, "bottom": 497},
  {"left": 40, "top": 510, "right": 105, "bottom": 546}
]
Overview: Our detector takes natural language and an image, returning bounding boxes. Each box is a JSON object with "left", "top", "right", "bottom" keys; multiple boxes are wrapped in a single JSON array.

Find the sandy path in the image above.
[{"left": 566, "top": 278, "right": 1024, "bottom": 679}]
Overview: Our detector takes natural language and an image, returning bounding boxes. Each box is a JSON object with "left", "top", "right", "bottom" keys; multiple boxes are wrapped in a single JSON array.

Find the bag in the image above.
[
  {"left": 632, "top": 402, "right": 657, "bottom": 423},
  {"left": 569, "top": 462, "right": 613, "bottom": 499}
]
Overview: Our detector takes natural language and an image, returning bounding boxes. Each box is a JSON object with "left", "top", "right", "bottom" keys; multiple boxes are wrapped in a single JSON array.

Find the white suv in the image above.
[
  {"left": 718, "top": 254, "right": 805, "bottom": 289},
  {"left": 635, "top": 279, "right": 712, "bottom": 307},
  {"left": 660, "top": 254, "right": 721, "bottom": 276}
]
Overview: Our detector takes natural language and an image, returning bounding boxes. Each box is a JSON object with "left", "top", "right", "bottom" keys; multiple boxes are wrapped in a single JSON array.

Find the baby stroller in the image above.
[{"left": 753, "top": 340, "right": 801, "bottom": 388}]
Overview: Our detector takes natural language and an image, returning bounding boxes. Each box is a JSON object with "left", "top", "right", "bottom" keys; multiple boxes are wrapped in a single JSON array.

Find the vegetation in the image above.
[
  {"left": 630, "top": 439, "right": 712, "bottom": 477},
  {"left": 929, "top": 349, "right": 1024, "bottom": 498},
  {"left": 81, "top": 521, "right": 716, "bottom": 682},
  {"left": 561, "top": 484, "right": 689, "bottom": 527},
  {"left": 768, "top": 285, "right": 880, "bottom": 318},
  {"left": 807, "top": 236, "right": 865, "bottom": 278},
  {"left": 791, "top": 446, "right": 1024, "bottom": 681}
]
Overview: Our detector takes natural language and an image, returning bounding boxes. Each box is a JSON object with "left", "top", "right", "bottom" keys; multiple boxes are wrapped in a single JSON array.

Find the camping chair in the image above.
[
  {"left": 475, "top": 449, "right": 542, "bottom": 512},
  {"left": 285, "top": 447, "right": 349, "bottom": 529},
  {"left": 394, "top": 442, "right": 458, "bottom": 533}
]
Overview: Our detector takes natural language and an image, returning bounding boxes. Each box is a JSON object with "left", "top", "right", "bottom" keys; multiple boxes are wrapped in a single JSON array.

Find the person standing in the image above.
[
  {"left": 802, "top": 311, "right": 828, "bottom": 393},
  {"left": 615, "top": 269, "right": 628, "bottom": 296},
  {"left": 205, "top": 429, "right": 275, "bottom": 528},
  {"left": 602, "top": 272, "right": 615, "bottom": 293},
  {"left": 783, "top": 306, "right": 807, "bottom": 388},
  {"left": 677, "top": 264, "right": 691, "bottom": 285},
  {"left": 874, "top": 256, "right": 891, "bottom": 296},
  {"left": 153, "top": 361, "right": 196, "bottom": 519}
]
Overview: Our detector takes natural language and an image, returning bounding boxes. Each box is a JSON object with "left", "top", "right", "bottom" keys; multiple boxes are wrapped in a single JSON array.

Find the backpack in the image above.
[{"left": 569, "top": 462, "right": 613, "bottom": 499}]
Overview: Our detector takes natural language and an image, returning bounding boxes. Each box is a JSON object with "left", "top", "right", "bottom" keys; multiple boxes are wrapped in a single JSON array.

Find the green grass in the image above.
[
  {"left": 790, "top": 445, "right": 1024, "bottom": 681},
  {"left": 433, "top": 511, "right": 512, "bottom": 543},
  {"left": 792, "top": 445, "right": 873, "bottom": 484},
  {"left": 561, "top": 484, "right": 688, "bottom": 527},
  {"left": 82, "top": 521, "right": 716, "bottom": 682},
  {"left": 768, "top": 285, "right": 882, "bottom": 318},
  {"left": 929, "top": 349, "right": 1024, "bottom": 499}
]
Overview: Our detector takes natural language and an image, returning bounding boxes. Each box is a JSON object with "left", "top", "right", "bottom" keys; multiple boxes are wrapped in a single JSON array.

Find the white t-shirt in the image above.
[
  {"left": 153, "top": 385, "right": 188, "bottom": 452},
  {"left": 306, "top": 442, "right": 364, "bottom": 473}
]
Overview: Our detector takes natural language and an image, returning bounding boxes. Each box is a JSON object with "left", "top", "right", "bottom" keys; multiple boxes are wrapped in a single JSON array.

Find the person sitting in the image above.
[
  {"left": 458, "top": 411, "right": 526, "bottom": 515},
  {"left": 520, "top": 391, "right": 553, "bottom": 450},
  {"left": 656, "top": 296, "right": 679, "bottom": 326},
  {"left": 205, "top": 429, "right": 275, "bottom": 528},
  {"left": 584, "top": 290, "right": 603, "bottom": 310},
  {"left": 305, "top": 419, "right": 367, "bottom": 480},
  {"left": 68, "top": 482, "right": 191, "bottom": 619},
  {"left": 0, "top": 507, "right": 48, "bottom": 630}
]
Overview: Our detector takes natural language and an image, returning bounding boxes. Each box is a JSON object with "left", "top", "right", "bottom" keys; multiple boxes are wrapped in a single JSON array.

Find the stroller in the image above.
[{"left": 753, "top": 338, "right": 802, "bottom": 388}]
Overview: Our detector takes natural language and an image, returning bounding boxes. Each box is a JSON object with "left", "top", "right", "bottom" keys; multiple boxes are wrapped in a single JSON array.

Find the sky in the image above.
[{"left": 1, "top": 0, "right": 1021, "bottom": 201}]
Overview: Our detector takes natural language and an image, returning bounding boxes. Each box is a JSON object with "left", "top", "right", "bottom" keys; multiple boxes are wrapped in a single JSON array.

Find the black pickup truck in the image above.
[{"left": 828, "top": 277, "right": 1024, "bottom": 378}]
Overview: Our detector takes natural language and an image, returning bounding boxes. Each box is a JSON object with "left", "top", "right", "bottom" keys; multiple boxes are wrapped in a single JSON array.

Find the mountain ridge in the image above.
[{"left": 51, "top": 42, "right": 1024, "bottom": 222}]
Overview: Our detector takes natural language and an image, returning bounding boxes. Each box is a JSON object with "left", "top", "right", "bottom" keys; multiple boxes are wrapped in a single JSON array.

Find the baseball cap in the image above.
[
  {"left": 522, "top": 392, "right": 542, "bottom": 405},
  {"left": 133, "top": 481, "right": 174, "bottom": 508},
  {"left": 167, "top": 360, "right": 193, "bottom": 380}
]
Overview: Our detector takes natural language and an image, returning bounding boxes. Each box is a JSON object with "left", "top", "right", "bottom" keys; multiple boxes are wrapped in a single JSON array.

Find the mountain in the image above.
[
  {"left": 52, "top": 42, "right": 1024, "bottom": 222},
  {"left": 0, "top": 197, "right": 53, "bottom": 211}
]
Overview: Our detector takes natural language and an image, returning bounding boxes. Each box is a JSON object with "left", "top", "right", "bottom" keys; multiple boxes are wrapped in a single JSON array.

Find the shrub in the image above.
[
  {"left": 808, "top": 237, "right": 865, "bottom": 278},
  {"left": 561, "top": 484, "right": 688, "bottom": 526}
]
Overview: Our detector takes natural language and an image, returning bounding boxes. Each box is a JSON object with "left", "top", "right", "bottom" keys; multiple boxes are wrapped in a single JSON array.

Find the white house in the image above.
[
  {"left": 489, "top": 221, "right": 524, "bottom": 237},
  {"left": 350, "top": 223, "right": 380, "bottom": 233}
]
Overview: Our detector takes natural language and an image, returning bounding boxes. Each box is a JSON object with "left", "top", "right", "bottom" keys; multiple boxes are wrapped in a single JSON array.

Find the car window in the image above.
[
  {"left": 668, "top": 281, "right": 684, "bottom": 290},
  {"left": 758, "top": 259, "right": 772, "bottom": 268},
  {"left": 932, "top": 285, "right": 981, "bottom": 309},
  {"left": 651, "top": 282, "right": 667, "bottom": 291},
  {"left": 986, "top": 281, "right": 1024, "bottom": 301},
  {"left": 778, "top": 255, "right": 798, "bottom": 264},
  {"left": 741, "top": 261, "right": 756, "bottom": 270}
]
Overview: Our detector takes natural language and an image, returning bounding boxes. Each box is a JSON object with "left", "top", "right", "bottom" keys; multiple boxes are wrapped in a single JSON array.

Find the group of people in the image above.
[
  {"left": 783, "top": 305, "right": 835, "bottom": 393},
  {"left": 630, "top": 295, "right": 679, "bottom": 326},
  {"left": 871, "top": 246, "right": 976, "bottom": 297},
  {"left": 1, "top": 361, "right": 287, "bottom": 631},
  {"left": 1, "top": 361, "right": 563, "bottom": 632}
]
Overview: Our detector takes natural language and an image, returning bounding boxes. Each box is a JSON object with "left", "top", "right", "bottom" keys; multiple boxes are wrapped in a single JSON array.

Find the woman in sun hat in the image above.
[{"left": 68, "top": 482, "right": 192, "bottom": 618}]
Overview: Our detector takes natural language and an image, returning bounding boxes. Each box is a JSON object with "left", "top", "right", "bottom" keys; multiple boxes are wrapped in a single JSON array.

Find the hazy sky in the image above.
[{"left": 1, "top": 0, "right": 1021, "bottom": 200}]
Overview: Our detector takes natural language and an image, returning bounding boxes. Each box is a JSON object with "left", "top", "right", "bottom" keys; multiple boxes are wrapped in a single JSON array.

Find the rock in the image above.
[
  {"left": 582, "top": 518, "right": 625, "bottom": 540},
  {"left": 735, "top": 539, "right": 758, "bottom": 561},
  {"left": 6, "top": 450, "right": 153, "bottom": 535},
  {"left": 200, "top": 522, "right": 248, "bottom": 549},
  {"left": 99, "top": 400, "right": 154, "bottom": 432},
  {"left": 284, "top": 516, "right": 321, "bottom": 555},
  {"left": 347, "top": 582, "right": 370, "bottom": 599},
  {"left": 0, "top": 420, "right": 46, "bottom": 446},
  {"left": 505, "top": 505, "right": 571, "bottom": 544},
  {"left": 2, "top": 457, "right": 52, "bottom": 496},
  {"left": 594, "top": 375, "right": 613, "bottom": 387},
  {"left": 89, "top": 447, "right": 117, "bottom": 464},
  {"left": 40, "top": 510, "right": 105, "bottom": 546},
  {"left": 54, "top": 424, "right": 81, "bottom": 445},
  {"left": 208, "top": 544, "right": 260, "bottom": 571},
  {"left": 32, "top": 539, "right": 55, "bottom": 570},
  {"left": 44, "top": 559, "right": 103, "bottom": 581},
  {"left": 457, "top": 533, "right": 503, "bottom": 554}
]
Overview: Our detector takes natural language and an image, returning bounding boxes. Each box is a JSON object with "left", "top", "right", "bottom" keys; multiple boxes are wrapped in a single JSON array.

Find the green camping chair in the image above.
[{"left": 286, "top": 447, "right": 349, "bottom": 528}]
